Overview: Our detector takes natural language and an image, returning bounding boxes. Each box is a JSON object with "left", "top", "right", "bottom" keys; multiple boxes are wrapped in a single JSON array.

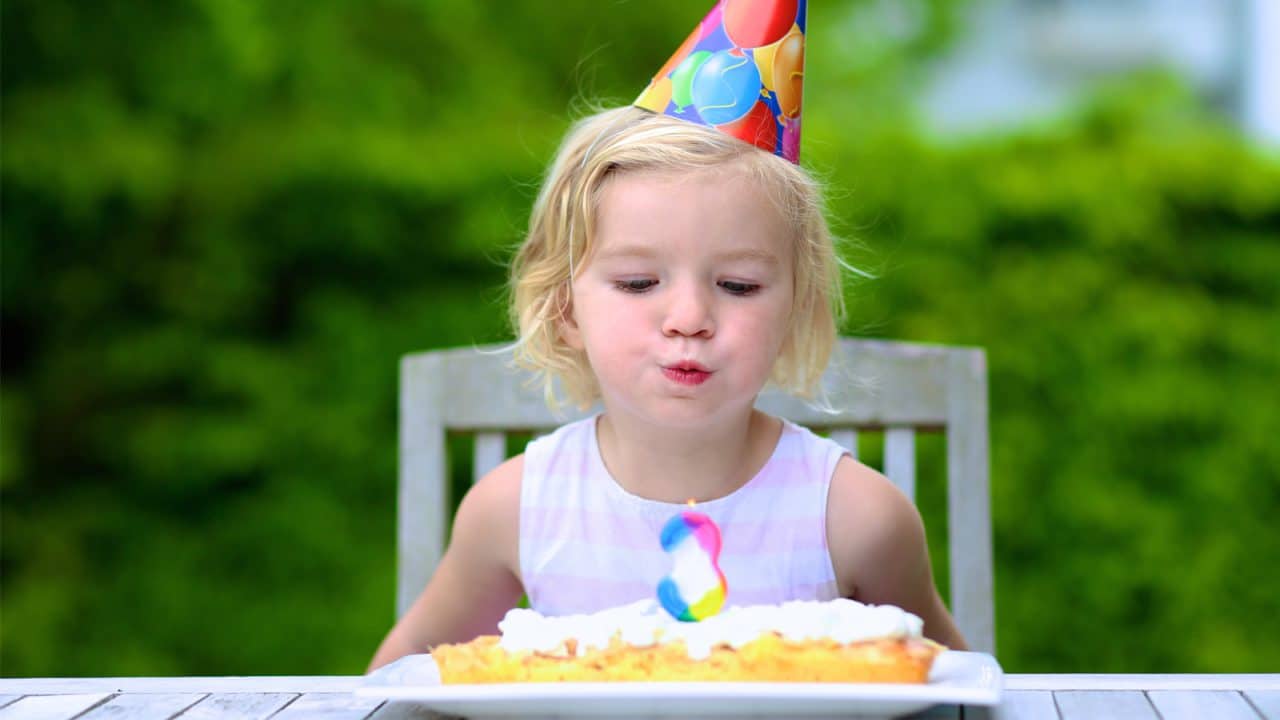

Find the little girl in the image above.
[
  {"left": 370, "top": 0, "right": 968, "bottom": 668},
  {"left": 367, "top": 104, "right": 968, "bottom": 670}
]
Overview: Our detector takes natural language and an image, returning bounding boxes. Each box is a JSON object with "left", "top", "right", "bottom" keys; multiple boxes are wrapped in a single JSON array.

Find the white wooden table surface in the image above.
[{"left": 2, "top": 675, "right": 1277, "bottom": 719}]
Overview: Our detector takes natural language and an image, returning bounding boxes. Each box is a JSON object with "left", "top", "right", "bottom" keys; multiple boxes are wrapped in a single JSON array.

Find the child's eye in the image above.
[
  {"left": 719, "top": 280, "right": 760, "bottom": 296},
  {"left": 614, "top": 278, "right": 657, "bottom": 293}
]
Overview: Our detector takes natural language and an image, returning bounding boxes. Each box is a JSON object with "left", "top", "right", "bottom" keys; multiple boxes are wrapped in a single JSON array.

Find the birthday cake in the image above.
[{"left": 429, "top": 598, "right": 944, "bottom": 684}]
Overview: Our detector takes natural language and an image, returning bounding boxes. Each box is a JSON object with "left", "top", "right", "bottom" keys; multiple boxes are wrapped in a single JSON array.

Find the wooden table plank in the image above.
[
  {"left": 1147, "top": 690, "right": 1263, "bottom": 720},
  {"left": 271, "top": 693, "right": 384, "bottom": 720},
  {"left": 0, "top": 693, "right": 111, "bottom": 720},
  {"left": 0, "top": 678, "right": 363, "bottom": 694},
  {"left": 1054, "top": 690, "right": 1158, "bottom": 720},
  {"left": 79, "top": 693, "right": 205, "bottom": 720},
  {"left": 178, "top": 693, "right": 298, "bottom": 720},
  {"left": 1009, "top": 675, "right": 1280, "bottom": 691},
  {"left": 1247, "top": 690, "right": 1280, "bottom": 720}
]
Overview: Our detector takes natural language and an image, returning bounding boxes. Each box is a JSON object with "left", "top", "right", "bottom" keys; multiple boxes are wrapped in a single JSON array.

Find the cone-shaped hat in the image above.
[{"left": 635, "top": 0, "right": 806, "bottom": 163}]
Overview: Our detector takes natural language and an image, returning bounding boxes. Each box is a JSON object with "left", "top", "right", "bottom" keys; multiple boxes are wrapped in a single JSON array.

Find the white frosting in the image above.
[{"left": 496, "top": 598, "right": 924, "bottom": 660}]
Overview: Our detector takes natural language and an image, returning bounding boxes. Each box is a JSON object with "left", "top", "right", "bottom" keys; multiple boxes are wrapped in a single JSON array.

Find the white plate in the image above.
[{"left": 356, "top": 650, "right": 1002, "bottom": 718}]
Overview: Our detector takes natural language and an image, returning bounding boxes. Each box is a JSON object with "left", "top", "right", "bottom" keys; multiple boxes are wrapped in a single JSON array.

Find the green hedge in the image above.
[
  {"left": 821, "top": 83, "right": 1280, "bottom": 672},
  {"left": 3, "top": 0, "right": 1277, "bottom": 675}
]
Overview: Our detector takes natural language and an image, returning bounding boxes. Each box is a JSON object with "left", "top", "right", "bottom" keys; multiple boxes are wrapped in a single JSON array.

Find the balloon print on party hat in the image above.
[{"left": 635, "top": 0, "right": 806, "bottom": 163}]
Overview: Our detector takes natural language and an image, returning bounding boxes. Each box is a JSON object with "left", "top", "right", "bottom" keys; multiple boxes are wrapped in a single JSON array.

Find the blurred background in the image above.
[{"left": 3, "top": 0, "right": 1278, "bottom": 676}]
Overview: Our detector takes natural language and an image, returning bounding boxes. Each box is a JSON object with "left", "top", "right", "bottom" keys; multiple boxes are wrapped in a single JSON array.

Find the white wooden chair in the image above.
[{"left": 398, "top": 338, "right": 995, "bottom": 652}]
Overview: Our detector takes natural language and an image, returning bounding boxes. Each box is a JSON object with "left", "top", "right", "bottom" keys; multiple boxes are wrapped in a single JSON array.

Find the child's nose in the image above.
[{"left": 661, "top": 283, "right": 715, "bottom": 338}]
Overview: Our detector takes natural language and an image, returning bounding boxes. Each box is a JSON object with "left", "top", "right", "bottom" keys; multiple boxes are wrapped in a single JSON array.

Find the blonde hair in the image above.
[{"left": 510, "top": 106, "right": 847, "bottom": 410}]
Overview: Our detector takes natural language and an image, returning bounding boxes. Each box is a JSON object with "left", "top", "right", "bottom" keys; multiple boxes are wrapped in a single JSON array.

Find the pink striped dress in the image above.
[{"left": 519, "top": 415, "right": 846, "bottom": 616}]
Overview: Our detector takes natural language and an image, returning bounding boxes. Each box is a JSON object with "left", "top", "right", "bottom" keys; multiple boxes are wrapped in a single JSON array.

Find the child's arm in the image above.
[
  {"left": 827, "top": 456, "right": 970, "bottom": 651},
  {"left": 367, "top": 455, "right": 526, "bottom": 671}
]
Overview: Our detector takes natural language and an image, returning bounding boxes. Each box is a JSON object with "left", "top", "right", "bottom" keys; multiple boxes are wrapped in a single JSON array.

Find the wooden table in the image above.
[{"left": 2, "top": 675, "right": 1277, "bottom": 719}]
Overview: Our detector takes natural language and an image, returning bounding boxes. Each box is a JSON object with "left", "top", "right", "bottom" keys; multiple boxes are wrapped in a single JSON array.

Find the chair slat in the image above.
[
  {"left": 884, "top": 427, "right": 916, "bottom": 501},
  {"left": 424, "top": 339, "right": 955, "bottom": 429},
  {"left": 946, "top": 349, "right": 994, "bottom": 653},
  {"left": 398, "top": 353, "right": 448, "bottom": 618},
  {"left": 473, "top": 432, "right": 508, "bottom": 484},
  {"left": 829, "top": 429, "right": 859, "bottom": 460}
]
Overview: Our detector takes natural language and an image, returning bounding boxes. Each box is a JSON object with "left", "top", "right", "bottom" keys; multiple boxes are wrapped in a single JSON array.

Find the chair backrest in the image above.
[{"left": 398, "top": 338, "right": 994, "bottom": 652}]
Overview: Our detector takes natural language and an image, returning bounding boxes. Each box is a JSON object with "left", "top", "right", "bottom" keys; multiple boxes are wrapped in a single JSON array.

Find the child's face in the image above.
[{"left": 561, "top": 166, "right": 794, "bottom": 427}]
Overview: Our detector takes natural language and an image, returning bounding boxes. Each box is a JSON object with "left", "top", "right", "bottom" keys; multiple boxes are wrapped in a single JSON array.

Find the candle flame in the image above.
[{"left": 686, "top": 498, "right": 696, "bottom": 508}]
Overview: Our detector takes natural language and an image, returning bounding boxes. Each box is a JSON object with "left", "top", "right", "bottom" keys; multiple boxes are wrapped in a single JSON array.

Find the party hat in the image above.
[{"left": 635, "top": 0, "right": 806, "bottom": 163}]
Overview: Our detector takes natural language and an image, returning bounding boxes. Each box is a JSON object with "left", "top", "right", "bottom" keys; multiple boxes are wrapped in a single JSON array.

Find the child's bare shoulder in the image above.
[
  {"left": 450, "top": 454, "right": 525, "bottom": 562},
  {"left": 827, "top": 456, "right": 918, "bottom": 527},
  {"left": 457, "top": 454, "right": 524, "bottom": 520},
  {"left": 825, "top": 456, "right": 928, "bottom": 596}
]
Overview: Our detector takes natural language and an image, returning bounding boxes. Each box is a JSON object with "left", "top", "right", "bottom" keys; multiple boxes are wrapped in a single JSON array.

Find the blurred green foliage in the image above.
[{"left": 2, "top": 0, "right": 1277, "bottom": 676}]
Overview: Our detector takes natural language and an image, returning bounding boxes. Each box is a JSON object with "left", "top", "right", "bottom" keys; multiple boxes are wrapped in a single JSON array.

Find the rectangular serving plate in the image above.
[{"left": 356, "top": 650, "right": 1003, "bottom": 717}]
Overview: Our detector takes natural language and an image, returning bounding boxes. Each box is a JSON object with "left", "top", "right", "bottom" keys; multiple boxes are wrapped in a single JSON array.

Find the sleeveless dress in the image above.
[{"left": 518, "top": 415, "right": 848, "bottom": 615}]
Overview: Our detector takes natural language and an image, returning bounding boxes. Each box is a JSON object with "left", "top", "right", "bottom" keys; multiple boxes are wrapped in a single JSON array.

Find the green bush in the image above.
[{"left": 3, "top": 0, "right": 1277, "bottom": 675}]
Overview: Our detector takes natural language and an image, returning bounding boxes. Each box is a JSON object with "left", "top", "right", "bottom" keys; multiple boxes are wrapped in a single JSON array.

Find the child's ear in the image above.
[
  {"left": 559, "top": 320, "right": 583, "bottom": 350},
  {"left": 556, "top": 288, "right": 585, "bottom": 350}
]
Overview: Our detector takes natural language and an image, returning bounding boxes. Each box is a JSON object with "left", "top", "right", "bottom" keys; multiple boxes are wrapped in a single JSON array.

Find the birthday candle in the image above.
[{"left": 656, "top": 503, "right": 728, "bottom": 622}]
